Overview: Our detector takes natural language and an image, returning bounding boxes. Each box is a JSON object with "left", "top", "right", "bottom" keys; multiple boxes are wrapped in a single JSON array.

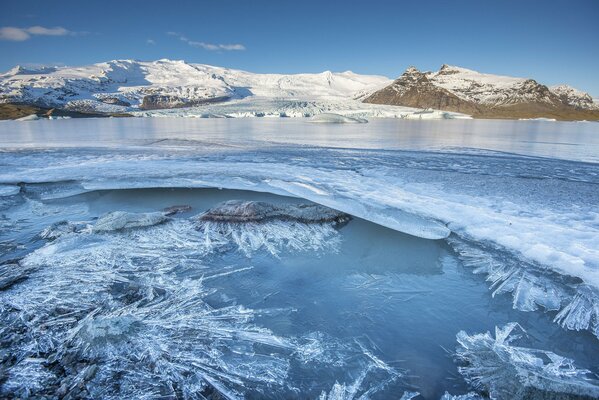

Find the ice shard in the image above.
[{"left": 454, "top": 323, "right": 599, "bottom": 399}]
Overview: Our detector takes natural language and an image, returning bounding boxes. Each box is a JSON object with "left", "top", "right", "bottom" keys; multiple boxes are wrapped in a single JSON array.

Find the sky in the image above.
[{"left": 1, "top": 0, "right": 598, "bottom": 96}]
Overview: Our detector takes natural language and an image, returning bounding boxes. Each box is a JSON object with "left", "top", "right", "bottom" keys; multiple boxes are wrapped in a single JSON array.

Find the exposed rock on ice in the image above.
[
  {"left": 195, "top": 201, "right": 349, "bottom": 257},
  {"left": 197, "top": 200, "right": 350, "bottom": 225},
  {"left": 93, "top": 210, "right": 169, "bottom": 232},
  {"left": 309, "top": 113, "right": 368, "bottom": 123},
  {"left": 455, "top": 322, "right": 599, "bottom": 399}
]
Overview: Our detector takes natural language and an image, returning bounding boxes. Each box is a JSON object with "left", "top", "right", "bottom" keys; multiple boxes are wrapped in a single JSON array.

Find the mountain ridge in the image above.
[
  {"left": 363, "top": 65, "right": 598, "bottom": 121},
  {"left": 1, "top": 59, "right": 597, "bottom": 121}
]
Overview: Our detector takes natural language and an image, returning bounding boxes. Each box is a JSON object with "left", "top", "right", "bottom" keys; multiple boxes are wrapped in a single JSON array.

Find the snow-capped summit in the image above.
[
  {"left": 364, "top": 65, "right": 598, "bottom": 120},
  {"left": 550, "top": 84, "right": 596, "bottom": 109}
]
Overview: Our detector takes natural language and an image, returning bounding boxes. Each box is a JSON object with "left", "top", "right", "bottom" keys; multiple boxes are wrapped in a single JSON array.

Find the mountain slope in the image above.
[
  {"left": 363, "top": 65, "right": 599, "bottom": 121},
  {"left": 0, "top": 59, "right": 390, "bottom": 114}
]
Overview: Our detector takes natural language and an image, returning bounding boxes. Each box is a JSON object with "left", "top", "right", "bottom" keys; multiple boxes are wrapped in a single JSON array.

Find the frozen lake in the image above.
[{"left": 1, "top": 118, "right": 598, "bottom": 399}]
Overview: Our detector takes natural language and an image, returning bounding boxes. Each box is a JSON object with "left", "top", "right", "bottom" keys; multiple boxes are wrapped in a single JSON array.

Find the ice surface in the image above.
[
  {"left": 1, "top": 118, "right": 599, "bottom": 397},
  {"left": 15, "top": 114, "right": 41, "bottom": 121},
  {"left": 1, "top": 121, "right": 598, "bottom": 290},
  {"left": 455, "top": 323, "right": 599, "bottom": 399},
  {"left": 309, "top": 113, "right": 368, "bottom": 123},
  {"left": 0, "top": 185, "right": 20, "bottom": 197}
]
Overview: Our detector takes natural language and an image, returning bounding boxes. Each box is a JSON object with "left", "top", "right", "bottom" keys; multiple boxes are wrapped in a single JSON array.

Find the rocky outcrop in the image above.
[
  {"left": 99, "top": 97, "right": 131, "bottom": 107},
  {"left": 0, "top": 102, "right": 131, "bottom": 120},
  {"left": 196, "top": 200, "right": 350, "bottom": 225},
  {"left": 364, "top": 65, "right": 599, "bottom": 121},
  {"left": 364, "top": 67, "right": 480, "bottom": 114},
  {"left": 140, "top": 94, "right": 229, "bottom": 110}
]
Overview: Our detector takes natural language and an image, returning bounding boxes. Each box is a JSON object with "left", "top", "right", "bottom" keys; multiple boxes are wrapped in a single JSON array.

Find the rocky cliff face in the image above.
[{"left": 364, "top": 65, "right": 599, "bottom": 120}]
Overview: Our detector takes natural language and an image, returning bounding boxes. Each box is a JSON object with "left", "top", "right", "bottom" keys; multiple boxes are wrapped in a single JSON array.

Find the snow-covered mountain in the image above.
[
  {"left": 364, "top": 65, "right": 599, "bottom": 120},
  {"left": 0, "top": 59, "right": 391, "bottom": 114},
  {"left": 1, "top": 60, "right": 597, "bottom": 121}
]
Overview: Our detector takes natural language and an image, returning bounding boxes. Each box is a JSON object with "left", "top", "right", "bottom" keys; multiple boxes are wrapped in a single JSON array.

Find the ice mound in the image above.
[
  {"left": 309, "top": 113, "right": 368, "bottom": 123},
  {"left": 402, "top": 109, "right": 463, "bottom": 120},
  {"left": 195, "top": 200, "right": 350, "bottom": 257},
  {"left": 455, "top": 322, "right": 599, "bottom": 399},
  {"left": 39, "top": 220, "right": 90, "bottom": 240},
  {"left": 93, "top": 210, "right": 170, "bottom": 232},
  {"left": 15, "top": 114, "right": 41, "bottom": 121},
  {"left": 449, "top": 237, "right": 599, "bottom": 340}
]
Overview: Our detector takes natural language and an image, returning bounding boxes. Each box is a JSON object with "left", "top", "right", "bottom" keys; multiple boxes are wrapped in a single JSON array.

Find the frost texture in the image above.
[
  {"left": 317, "top": 348, "right": 403, "bottom": 400},
  {"left": 449, "top": 237, "right": 599, "bottom": 340},
  {"left": 455, "top": 323, "right": 599, "bottom": 399},
  {"left": 198, "top": 220, "right": 342, "bottom": 257},
  {"left": 439, "top": 392, "right": 484, "bottom": 400},
  {"left": 0, "top": 206, "right": 367, "bottom": 398}
]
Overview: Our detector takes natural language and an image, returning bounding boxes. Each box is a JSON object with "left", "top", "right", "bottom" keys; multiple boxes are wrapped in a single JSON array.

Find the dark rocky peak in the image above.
[
  {"left": 437, "top": 64, "right": 461, "bottom": 75},
  {"left": 396, "top": 66, "right": 430, "bottom": 85}
]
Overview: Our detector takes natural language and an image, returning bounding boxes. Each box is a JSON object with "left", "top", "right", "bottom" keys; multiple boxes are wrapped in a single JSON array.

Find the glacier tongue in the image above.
[{"left": 454, "top": 323, "right": 599, "bottom": 399}]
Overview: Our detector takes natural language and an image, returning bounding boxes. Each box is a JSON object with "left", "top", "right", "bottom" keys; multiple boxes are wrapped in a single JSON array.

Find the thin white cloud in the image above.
[
  {"left": 147, "top": 39, "right": 155, "bottom": 45},
  {"left": 218, "top": 43, "right": 245, "bottom": 51},
  {"left": 166, "top": 32, "right": 245, "bottom": 51},
  {"left": 0, "top": 26, "right": 73, "bottom": 41}
]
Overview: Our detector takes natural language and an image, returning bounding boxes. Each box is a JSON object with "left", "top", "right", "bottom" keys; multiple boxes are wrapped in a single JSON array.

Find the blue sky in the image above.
[{"left": 2, "top": 0, "right": 598, "bottom": 95}]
